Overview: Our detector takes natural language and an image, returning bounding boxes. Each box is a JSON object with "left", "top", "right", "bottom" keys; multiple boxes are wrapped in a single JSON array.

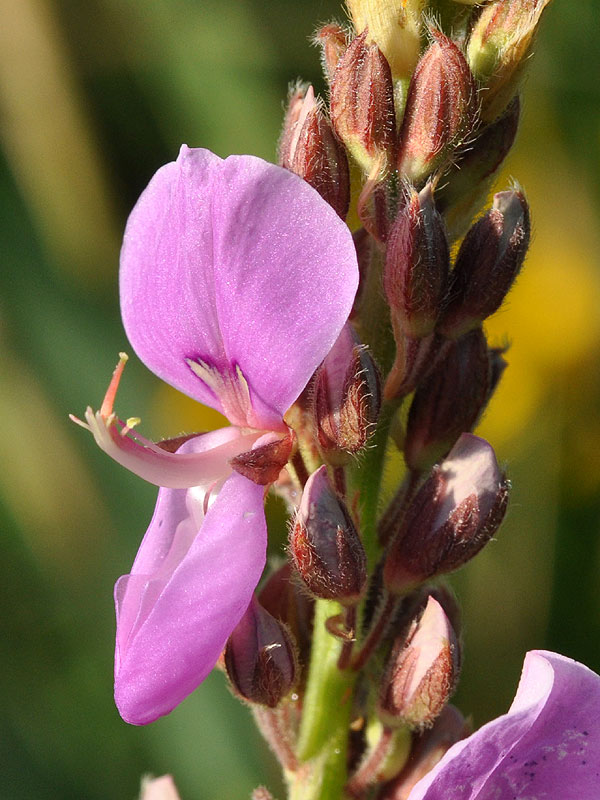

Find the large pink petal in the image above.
[
  {"left": 408, "top": 650, "right": 600, "bottom": 799},
  {"left": 114, "top": 472, "right": 267, "bottom": 725},
  {"left": 120, "top": 146, "right": 358, "bottom": 429}
]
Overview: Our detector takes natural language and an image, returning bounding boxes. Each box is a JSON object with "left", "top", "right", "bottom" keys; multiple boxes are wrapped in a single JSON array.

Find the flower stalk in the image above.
[{"left": 70, "top": 1, "right": 600, "bottom": 798}]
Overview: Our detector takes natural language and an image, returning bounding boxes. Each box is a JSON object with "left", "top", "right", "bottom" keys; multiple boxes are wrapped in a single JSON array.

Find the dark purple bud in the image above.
[
  {"left": 258, "top": 562, "right": 314, "bottom": 673},
  {"left": 225, "top": 598, "right": 297, "bottom": 708},
  {"left": 314, "top": 325, "right": 381, "bottom": 463},
  {"left": 404, "top": 328, "right": 492, "bottom": 471},
  {"left": 384, "top": 433, "right": 509, "bottom": 593},
  {"left": 279, "top": 84, "right": 350, "bottom": 219},
  {"left": 350, "top": 228, "right": 373, "bottom": 319},
  {"left": 384, "top": 183, "right": 450, "bottom": 339},
  {"left": 291, "top": 465, "right": 367, "bottom": 604},
  {"left": 330, "top": 31, "right": 397, "bottom": 173},
  {"left": 313, "top": 23, "right": 348, "bottom": 84},
  {"left": 376, "top": 705, "right": 470, "bottom": 799},
  {"left": 487, "top": 344, "right": 509, "bottom": 399},
  {"left": 438, "top": 189, "right": 531, "bottom": 338},
  {"left": 378, "top": 597, "right": 461, "bottom": 730},
  {"left": 397, "top": 30, "right": 478, "bottom": 185}
]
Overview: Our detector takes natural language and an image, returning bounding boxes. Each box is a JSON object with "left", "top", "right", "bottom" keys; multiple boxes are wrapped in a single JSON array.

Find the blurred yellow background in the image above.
[{"left": 1, "top": 1, "right": 599, "bottom": 798}]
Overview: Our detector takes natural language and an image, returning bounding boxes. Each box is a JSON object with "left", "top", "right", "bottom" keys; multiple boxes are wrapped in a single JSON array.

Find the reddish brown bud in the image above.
[
  {"left": 314, "top": 23, "right": 349, "bottom": 84},
  {"left": 438, "top": 189, "right": 531, "bottom": 338},
  {"left": 378, "top": 596, "right": 460, "bottom": 730},
  {"left": 230, "top": 430, "right": 294, "bottom": 485},
  {"left": 259, "top": 563, "right": 314, "bottom": 673},
  {"left": 376, "top": 705, "right": 470, "bottom": 799},
  {"left": 225, "top": 598, "right": 297, "bottom": 707},
  {"left": 468, "top": 0, "right": 552, "bottom": 122},
  {"left": 330, "top": 31, "right": 397, "bottom": 173},
  {"left": 314, "top": 324, "right": 381, "bottom": 463},
  {"left": 384, "top": 433, "right": 509, "bottom": 593},
  {"left": 437, "top": 96, "right": 520, "bottom": 240},
  {"left": 346, "top": 0, "right": 423, "bottom": 80},
  {"left": 397, "top": 30, "right": 477, "bottom": 185},
  {"left": 279, "top": 84, "right": 350, "bottom": 219},
  {"left": 384, "top": 183, "right": 450, "bottom": 339},
  {"left": 291, "top": 465, "right": 367, "bottom": 604},
  {"left": 404, "top": 328, "right": 493, "bottom": 471}
]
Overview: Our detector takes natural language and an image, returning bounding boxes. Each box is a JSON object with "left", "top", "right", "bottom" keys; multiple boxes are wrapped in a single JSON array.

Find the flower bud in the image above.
[
  {"left": 438, "top": 189, "right": 531, "bottom": 339},
  {"left": 346, "top": 0, "right": 423, "bottom": 80},
  {"left": 397, "top": 30, "right": 477, "bottom": 185},
  {"left": 383, "top": 332, "right": 440, "bottom": 402},
  {"left": 384, "top": 433, "right": 509, "bottom": 593},
  {"left": 384, "top": 183, "right": 450, "bottom": 339},
  {"left": 230, "top": 430, "right": 295, "bottom": 485},
  {"left": 314, "top": 324, "right": 381, "bottom": 463},
  {"left": 259, "top": 562, "right": 314, "bottom": 672},
  {"left": 225, "top": 597, "right": 297, "bottom": 708},
  {"left": 314, "top": 23, "right": 348, "bottom": 84},
  {"left": 279, "top": 84, "right": 350, "bottom": 219},
  {"left": 403, "top": 328, "right": 493, "bottom": 471},
  {"left": 468, "top": 0, "right": 552, "bottom": 122},
  {"left": 291, "top": 465, "right": 367, "bottom": 604},
  {"left": 376, "top": 705, "right": 470, "bottom": 799},
  {"left": 140, "top": 776, "right": 181, "bottom": 800},
  {"left": 437, "top": 96, "right": 520, "bottom": 241},
  {"left": 330, "top": 31, "right": 397, "bottom": 174},
  {"left": 350, "top": 227, "right": 374, "bottom": 319},
  {"left": 378, "top": 596, "right": 460, "bottom": 730}
]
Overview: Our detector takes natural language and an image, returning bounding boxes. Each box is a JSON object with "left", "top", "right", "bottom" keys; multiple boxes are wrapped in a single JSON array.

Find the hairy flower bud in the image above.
[
  {"left": 314, "top": 324, "right": 381, "bottom": 463},
  {"left": 225, "top": 597, "right": 297, "bottom": 708},
  {"left": 230, "top": 430, "right": 295, "bottom": 485},
  {"left": 468, "top": 0, "right": 552, "bottom": 122},
  {"left": 404, "top": 328, "right": 493, "bottom": 471},
  {"left": 383, "top": 332, "right": 439, "bottom": 402},
  {"left": 397, "top": 30, "right": 477, "bottom": 185},
  {"left": 384, "top": 433, "right": 509, "bottom": 593},
  {"left": 291, "top": 465, "right": 367, "bottom": 604},
  {"left": 376, "top": 705, "right": 470, "bottom": 799},
  {"left": 437, "top": 96, "right": 520, "bottom": 241},
  {"left": 314, "top": 23, "right": 348, "bottom": 84},
  {"left": 384, "top": 183, "right": 450, "bottom": 339},
  {"left": 438, "top": 189, "right": 531, "bottom": 339},
  {"left": 378, "top": 596, "right": 460, "bottom": 730},
  {"left": 346, "top": 0, "right": 424, "bottom": 80},
  {"left": 330, "top": 31, "right": 397, "bottom": 174},
  {"left": 279, "top": 84, "right": 350, "bottom": 219},
  {"left": 259, "top": 563, "right": 314, "bottom": 672}
]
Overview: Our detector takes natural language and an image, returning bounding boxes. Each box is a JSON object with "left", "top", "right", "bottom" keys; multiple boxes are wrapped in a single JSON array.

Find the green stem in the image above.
[
  {"left": 353, "top": 401, "right": 398, "bottom": 571},
  {"left": 293, "top": 600, "right": 357, "bottom": 798}
]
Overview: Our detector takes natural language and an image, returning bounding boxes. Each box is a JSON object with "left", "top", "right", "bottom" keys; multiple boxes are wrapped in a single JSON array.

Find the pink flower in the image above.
[
  {"left": 404, "top": 650, "right": 600, "bottom": 799},
  {"left": 73, "top": 146, "right": 358, "bottom": 724}
]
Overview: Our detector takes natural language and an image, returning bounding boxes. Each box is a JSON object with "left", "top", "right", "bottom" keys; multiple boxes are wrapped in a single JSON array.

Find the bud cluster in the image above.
[{"left": 221, "top": 1, "right": 550, "bottom": 797}]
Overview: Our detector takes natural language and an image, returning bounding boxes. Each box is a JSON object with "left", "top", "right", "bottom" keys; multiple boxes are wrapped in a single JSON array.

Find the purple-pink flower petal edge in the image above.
[{"left": 408, "top": 649, "right": 600, "bottom": 799}]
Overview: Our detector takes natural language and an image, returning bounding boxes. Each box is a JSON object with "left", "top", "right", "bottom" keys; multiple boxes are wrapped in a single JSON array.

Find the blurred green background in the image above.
[{"left": 1, "top": 1, "right": 599, "bottom": 798}]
